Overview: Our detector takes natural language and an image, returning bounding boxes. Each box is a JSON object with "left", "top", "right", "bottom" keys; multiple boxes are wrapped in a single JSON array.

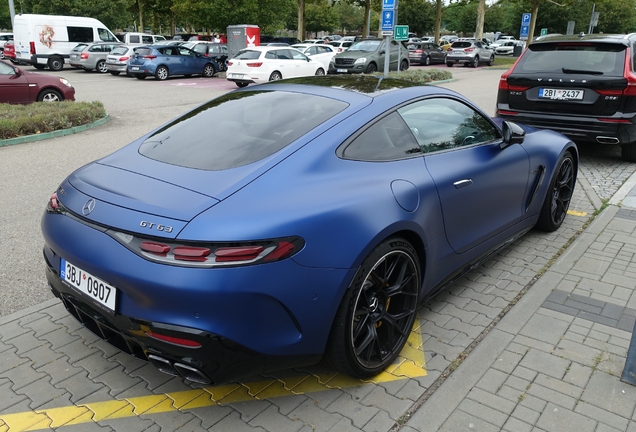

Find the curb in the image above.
[{"left": 0, "top": 114, "right": 110, "bottom": 148}]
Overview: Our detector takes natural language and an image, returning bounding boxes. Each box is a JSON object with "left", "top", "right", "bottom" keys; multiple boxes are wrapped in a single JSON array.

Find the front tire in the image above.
[
  {"left": 446, "top": 62, "right": 453, "bottom": 67},
  {"left": 269, "top": 71, "right": 282, "bottom": 81},
  {"left": 203, "top": 63, "right": 216, "bottom": 77},
  {"left": 536, "top": 151, "right": 576, "bottom": 232},
  {"left": 365, "top": 63, "right": 377, "bottom": 74},
  {"left": 48, "top": 56, "right": 63, "bottom": 71},
  {"left": 155, "top": 65, "right": 169, "bottom": 80},
  {"left": 400, "top": 60, "right": 409, "bottom": 71},
  {"left": 487, "top": 55, "right": 494, "bottom": 66},
  {"left": 424, "top": 55, "right": 430, "bottom": 66},
  {"left": 37, "top": 89, "right": 63, "bottom": 102},
  {"left": 325, "top": 237, "right": 420, "bottom": 378},
  {"left": 96, "top": 60, "right": 108, "bottom": 73}
]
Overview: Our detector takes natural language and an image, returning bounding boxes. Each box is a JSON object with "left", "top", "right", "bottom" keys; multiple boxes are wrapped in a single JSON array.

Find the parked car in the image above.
[
  {"left": 106, "top": 45, "right": 142, "bottom": 76},
  {"left": 330, "top": 38, "right": 409, "bottom": 74},
  {"left": 496, "top": 33, "right": 636, "bottom": 162},
  {"left": 69, "top": 42, "right": 123, "bottom": 73},
  {"left": 183, "top": 42, "right": 228, "bottom": 71},
  {"left": 495, "top": 41, "right": 517, "bottom": 56},
  {"left": 445, "top": 40, "right": 494, "bottom": 67},
  {"left": 491, "top": 36, "right": 516, "bottom": 49},
  {"left": 328, "top": 40, "right": 353, "bottom": 53},
  {"left": 0, "top": 32, "right": 13, "bottom": 58},
  {"left": 261, "top": 36, "right": 301, "bottom": 45},
  {"left": 116, "top": 33, "right": 166, "bottom": 45},
  {"left": 2, "top": 40, "right": 18, "bottom": 63},
  {"left": 41, "top": 74, "right": 577, "bottom": 385},
  {"left": 226, "top": 45, "right": 325, "bottom": 87},
  {"left": 407, "top": 41, "right": 447, "bottom": 65},
  {"left": 172, "top": 33, "right": 196, "bottom": 41},
  {"left": 127, "top": 45, "right": 219, "bottom": 80},
  {"left": 188, "top": 35, "right": 213, "bottom": 42},
  {"left": 301, "top": 39, "right": 324, "bottom": 44},
  {"left": 0, "top": 59, "right": 75, "bottom": 103},
  {"left": 291, "top": 43, "right": 337, "bottom": 71}
]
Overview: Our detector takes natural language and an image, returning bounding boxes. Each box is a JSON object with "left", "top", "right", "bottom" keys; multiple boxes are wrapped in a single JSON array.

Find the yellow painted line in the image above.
[
  {"left": 0, "top": 324, "right": 426, "bottom": 432},
  {"left": 567, "top": 210, "right": 588, "bottom": 217}
]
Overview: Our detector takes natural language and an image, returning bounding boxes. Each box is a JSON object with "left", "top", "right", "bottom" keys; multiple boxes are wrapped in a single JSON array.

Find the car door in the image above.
[
  {"left": 311, "top": 45, "right": 334, "bottom": 70},
  {"left": 389, "top": 40, "right": 400, "bottom": 70},
  {"left": 289, "top": 49, "right": 315, "bottom": 77},
  {"left": 179, "top": 46, "right": 204, "bottom": 74},
  {"left": 0, "top": 61, "right": 29, "bottom": 104},
  {"left": 397, "top": 97, "right": 530, "bottom": 254}
]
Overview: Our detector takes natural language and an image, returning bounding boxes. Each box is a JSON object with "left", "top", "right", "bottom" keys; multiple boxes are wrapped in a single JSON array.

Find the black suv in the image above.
[{"left": 496, "top": 33, "right": 636, "bottom": 161}]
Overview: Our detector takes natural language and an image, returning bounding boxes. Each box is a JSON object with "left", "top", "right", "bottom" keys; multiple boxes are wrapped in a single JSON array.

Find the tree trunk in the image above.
[
  {"left": 297, "top": 0, "right": 305, "bottom": 41},
  {"left": 137, "top": 0, "right": 144, "bottom": 32},
  {"left": 527, "top": 0, "right": 540, "bottom": 45},
  {"left": 475, "top": 0, "right": 485, "bottom": 39},
  {"left": 435, "top": 0, "right": 442, "bottom": 44},
  {"left": 363, "top": 0, "right": 371, "bottom": 37}
]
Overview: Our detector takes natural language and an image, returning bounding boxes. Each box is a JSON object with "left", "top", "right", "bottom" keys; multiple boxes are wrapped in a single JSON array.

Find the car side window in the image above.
[
  {"left": 129, "top": 35, "right": 140, "bottom": 44},
  {"left": 397, "top": 98, "right": 500, "bottom": 153},
  {"left": 390, "top": 40, "right": 399, "bottom": 52},
  {"left": 193, "top": 45, "right": 206, "bottom": 54},
  {"left": 275, "top": 50, "right": 291, "bottom": 60},
  {"left": 265, "top": 51, "right": 276, "bottom": 59},
  {"left": 0, "top": 61, "right": 15, "bottom": 75},
  {"left": 290, "top": 50, "right": 307, "bottom": 61},
  {"left": 142, "top": 36, "right": 153, "bottom": 44},
  {"left": 341, "top": 112, "right": 422, "bottom": 161}
]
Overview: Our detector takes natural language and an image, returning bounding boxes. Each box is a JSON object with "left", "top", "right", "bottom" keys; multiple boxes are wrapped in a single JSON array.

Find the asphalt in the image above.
[{"left": 3, "top": 69, "right": 636, "bottom": 431}]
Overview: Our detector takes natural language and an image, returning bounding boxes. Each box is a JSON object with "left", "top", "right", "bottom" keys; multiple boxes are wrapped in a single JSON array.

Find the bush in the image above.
[
  {"left": 0, "top": 101, "right": 107, "bottom": 140},
  {"left": 372, "top": 68, "right": 452, "bottom": 84}
]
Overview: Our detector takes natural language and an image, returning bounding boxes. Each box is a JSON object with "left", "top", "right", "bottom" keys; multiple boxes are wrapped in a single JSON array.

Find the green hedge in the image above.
[
  {"left": 0, "top": 101, "right": 107, "bottom": 140},
  {"left": 372, "top": 68, "right": 453, "bottom": 84}
]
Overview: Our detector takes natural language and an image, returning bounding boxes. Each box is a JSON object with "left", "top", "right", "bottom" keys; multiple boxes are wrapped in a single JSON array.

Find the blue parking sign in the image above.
[
  {"left": 521, "top": 13, "right": 531, "bottom": 24},
  {"left": 520, "top": 25, "right": 529, "bottom": 38},
  {"left": 381, "top": 10, "right": 394, "bottom": 31},
  {"left": 383, "top": 0, "right": 395, "bottom": 9}
]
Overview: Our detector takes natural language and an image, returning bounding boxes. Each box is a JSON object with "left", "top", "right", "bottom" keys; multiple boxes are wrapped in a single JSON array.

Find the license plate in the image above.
[
  {"left": 107, "top": 58, "right": 115, "bottom": 63},
  {"left": 229, "top": 73, "right": 244, "bottom": 78},
  {"left": 131, "top": 66, "right": 139, "bottom": 71},
  {"left": 60, "top": 259, "right": 117, "bottom": 312},
  {"left": 453, "top": 50, "right": 463, "bottom": 54},
  {"left": 336, "top": 69, "right": 347, "bottom": 73},
  {"left": 539, "top": 88, "right": 584, "bottom": 100}
]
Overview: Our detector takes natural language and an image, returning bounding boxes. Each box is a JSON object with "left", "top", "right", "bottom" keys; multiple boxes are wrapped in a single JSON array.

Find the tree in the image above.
[
  {"left": 305, "top": 1, "right": 339, "bottom": 35},
  {"left": 19, "top": 0, "right": 132, "bottom": 29},
  {"left": 333, "top": 0, "right": 365, "bottom": 33},
  {"left": 397, "top": 0, "right": 436, "bottom": 36}
]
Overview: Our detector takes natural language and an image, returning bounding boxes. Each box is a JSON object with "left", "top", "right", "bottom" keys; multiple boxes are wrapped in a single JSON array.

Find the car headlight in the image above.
[
  {"left": 354, "top": 58, "right": 367, "bottom": 64},
  {"left": 59, "top": 78, "right": 72, "bottom": 88}
]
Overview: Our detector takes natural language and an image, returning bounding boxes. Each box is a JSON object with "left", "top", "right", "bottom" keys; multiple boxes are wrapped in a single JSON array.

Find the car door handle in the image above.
[{"left": 454, "top": 179, "right": 473, "bottom": 189}]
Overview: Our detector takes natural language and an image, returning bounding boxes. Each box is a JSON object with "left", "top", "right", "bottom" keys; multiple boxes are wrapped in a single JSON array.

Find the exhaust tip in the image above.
[
  {"left": 596, "top": 136, "right": 620, "bottom": 144},
  {"left": 147, "top": 354, "right": 212, "bottom": 384}
]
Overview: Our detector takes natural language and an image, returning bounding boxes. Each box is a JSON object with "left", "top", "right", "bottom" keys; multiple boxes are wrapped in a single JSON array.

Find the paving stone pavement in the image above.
[{"left": 1, "top": 162, "right": 636, "bottom": 432}]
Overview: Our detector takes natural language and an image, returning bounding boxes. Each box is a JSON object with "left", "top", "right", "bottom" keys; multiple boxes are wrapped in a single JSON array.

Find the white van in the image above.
[
  {"left": 13, "top": 14, "right": 118, "bottom": 71},
  {"left": 117, "top": 32, "right": 166, "bottom": 45}
]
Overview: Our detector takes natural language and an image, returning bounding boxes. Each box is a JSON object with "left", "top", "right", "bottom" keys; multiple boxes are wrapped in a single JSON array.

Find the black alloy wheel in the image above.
[
  {"left": 325, "top": 237, "right": 420, "bottom": 378},
  {"left": 536, "top": 151, "right": 575, "bottom": 232},
  {"left": 400, "top": 60, "right": 409, "bottom": 71},
  {"left": 365, "top": 63, "right": 377, "bottom": 74}
]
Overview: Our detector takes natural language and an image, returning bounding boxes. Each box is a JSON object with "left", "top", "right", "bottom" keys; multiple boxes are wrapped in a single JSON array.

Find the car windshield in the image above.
[
  {"left": 139, "top": 91, "right": 349, "bottom": 170},
  {"left": 515, "top": 42, "right": 626, "bottom": 76},
  {"left": 234, "top": 50, "right": 261, "bottom": 60},
  {"left": 348, "top": 40, "right": 381, "bottom": 52}
]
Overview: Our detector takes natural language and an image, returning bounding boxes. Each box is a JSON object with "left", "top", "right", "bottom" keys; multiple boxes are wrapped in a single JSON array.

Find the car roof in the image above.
[{"left": 529, "top": 33, "right": 633, "bottom": 46}]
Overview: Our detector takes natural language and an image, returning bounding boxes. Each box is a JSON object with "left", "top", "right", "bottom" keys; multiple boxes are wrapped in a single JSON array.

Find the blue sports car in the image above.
[{"left": 41, "top": 75, "right": 577, "bottom": 385}]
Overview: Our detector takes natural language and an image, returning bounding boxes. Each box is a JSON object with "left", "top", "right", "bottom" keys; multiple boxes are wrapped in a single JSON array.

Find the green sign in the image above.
[
  {"left": 541, "top": 28, "right": 548, "bottom": 36},
  {"left": 394, "top": 25, "right": 409, "bottom": 41}
]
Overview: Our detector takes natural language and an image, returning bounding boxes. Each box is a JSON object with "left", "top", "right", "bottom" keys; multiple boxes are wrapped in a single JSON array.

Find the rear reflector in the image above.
[
  {"left": 143, "top": 55, "right": 157, "bottom": 59},
  {"left": 498, "top": 110, "right": 519, "bottom": 116},
  {"left": 598, "top": 118, "right": 631, "bottom": 123},
  {"left": 30, "top": 41, "right": 35, "bottom": 55},
  {"left": 146, "top": 332, "right": 202, "bottom": 348}
]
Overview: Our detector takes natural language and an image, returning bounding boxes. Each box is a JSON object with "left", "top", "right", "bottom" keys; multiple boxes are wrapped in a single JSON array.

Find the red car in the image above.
[
  {"left": 0, "top": 60, "right": 75, "bottom": 104},
  {"left": 3, "top": 40, "right": 16, "bottom": 62}
]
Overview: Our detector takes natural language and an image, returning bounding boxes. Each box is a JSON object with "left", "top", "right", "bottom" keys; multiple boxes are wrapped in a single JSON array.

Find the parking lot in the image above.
[{"left": 1, "top": 64, "right": 636, "bottom": 432}]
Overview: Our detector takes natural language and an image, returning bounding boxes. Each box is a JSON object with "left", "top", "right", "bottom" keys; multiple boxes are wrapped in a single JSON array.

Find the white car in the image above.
[
  {"left": 291, "top": 43, "right": 337, "bottom": 70},
  {"left": 495, "top": 41, "right": 516, "bottom": 55},
  {"left": 105, "top": 45, "right": 142, "bottom": 76},
  {"left": 491, "top": 36, "right": 517, "bottom": 49},
  {"left": 328, "top": 40, "right": 353, "bottom": 53},
  {"left": 226, "top": 46, "right": 326, "bottom": 88}
]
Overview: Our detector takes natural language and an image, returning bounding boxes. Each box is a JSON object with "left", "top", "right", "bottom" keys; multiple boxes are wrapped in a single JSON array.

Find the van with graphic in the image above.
[{"left": 13, "top": 14, "right": 118, "bottom": 71}]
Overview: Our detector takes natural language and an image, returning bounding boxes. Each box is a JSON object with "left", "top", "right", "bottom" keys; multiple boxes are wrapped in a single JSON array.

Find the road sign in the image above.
[
  {"left": 521, "top": 13, "right": 531, "bottom": 25},
  {"left": 381, "top": 10, "right": 394, "bottom": 32},
  {"left": 520, "top": 25, "right": 529, "bottom": 39},
  {"left": 540, "top": 28, "right": 547, "bottom": 36},
  {"left": 394, "top": 25, "right": 409, "bottom": 41},
  {"left": 566, "top": 21, "right": 575, "bottom": 35},
  {"left": 382, "top": 0, "right": 395, "bottom": 9}
]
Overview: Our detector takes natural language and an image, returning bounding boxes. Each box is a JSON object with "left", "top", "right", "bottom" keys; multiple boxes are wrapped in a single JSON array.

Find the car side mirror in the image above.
[
  {"left": 13, "top": 67, "right": 22, "bottom": 76},
  {"left": 380, "top": 50, "right": 385, "bottom": 55},
  {"left": 501, "top": 121, "right": 525, "bottom": 148}
]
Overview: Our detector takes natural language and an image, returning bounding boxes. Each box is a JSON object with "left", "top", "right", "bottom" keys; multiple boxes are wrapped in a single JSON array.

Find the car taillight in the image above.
[
  {"left": 497, "top": 110, "right": 519, "bottom": 115},
  {"left": 80, "top": 53, "right": 89, "bottom": 59},
  {"left": 622, "top": 49, "right": 636, "bottom": 97},
  {"left": 119, "top": 56, "right": 130, "bottom": 61},
  {"left": 246, "top": 62, "right": 262, "bottom": 67},
  {"left": 498, "top": 54, "right": 526, "bottom": 92},
  {"left": 447, "top": 48, "right": 452, "bottom": 52},
  {"left": 227, "top": 61, "right": 233, "bottom": 66},
  {"left": 414, "top": 49, "right": 423, "bottom": 53},
  {"left": 109, "top": 231, "right": 305, "bottom": 268},
  {"left": 143, "top": 55, "right": 157, "bottom": 59},
  {"left": 464, "top": 48, "right": 475, "bottom": 53},
  {"left": 47, "top": 192, "right": 60, "bottom": 212},
  {"left": 30, "top": 41, "right": 35, "bottom": 55}
]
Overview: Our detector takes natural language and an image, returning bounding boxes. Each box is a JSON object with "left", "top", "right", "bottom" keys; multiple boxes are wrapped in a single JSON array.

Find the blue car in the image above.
[
  {"left": 41, "top": 75, "right": 577, "bottom": 385},
  {"left": 127, "top": 44, "right": 219, "bottom": 80}
]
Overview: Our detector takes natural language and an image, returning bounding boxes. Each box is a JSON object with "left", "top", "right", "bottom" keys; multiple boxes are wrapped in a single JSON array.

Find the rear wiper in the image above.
[{"left": 562, "top": 68, "right": 604, "bottom": 75}]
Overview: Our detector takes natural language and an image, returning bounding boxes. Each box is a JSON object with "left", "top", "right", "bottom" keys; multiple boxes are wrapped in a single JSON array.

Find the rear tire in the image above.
[
  {"left": 446, "top": 62, "right": 453, "bottom": 67},
  {"left": 325, "top": 237, "right": 420, "bottom": 378},
  {"left": 470, "top": 56, "right": 479, "bottom": 68},
  {"left": 110, "top": 71, "right": 120, "bottom": 76},
  {"left": 424, "top": 55, "right": 430, "bottom": 66},
  {"left": 621, "top": 143, "right": 636, "bottom": 162},
  {"left": 96, "top": 60, "right": 108, "bottom": 73},
  {"left": 236, "top": 82, "right": 249, "bottom": 88},
  {"left": 269, "top": 71, "right": 282, "bottom": 81},
  {"left": 33, "top": 64, "right": 46, "bottom": 70},
  {"left": 536, "top": 151, "right": 576, "bottom": 232},
  {"left": 135, "top": 75, "right": 147, "bottom": 80}
]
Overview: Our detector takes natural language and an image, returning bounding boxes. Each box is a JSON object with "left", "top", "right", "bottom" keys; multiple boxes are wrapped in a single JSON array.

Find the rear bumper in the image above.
[{"left": 496, "top": 105, "right": 635, "bottom": 145}]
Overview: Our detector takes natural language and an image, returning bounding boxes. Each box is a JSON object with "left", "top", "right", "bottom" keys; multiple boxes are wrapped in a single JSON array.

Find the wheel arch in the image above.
[{"left": 36, "top": 86, "right": 64, "bottom": 101}]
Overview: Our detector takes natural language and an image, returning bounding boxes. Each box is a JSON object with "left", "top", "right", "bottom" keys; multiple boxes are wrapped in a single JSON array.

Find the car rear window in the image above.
[
  {"left": 451, "top": 42, "right": 471, "bottom": 48},
  {"left": 139, "top": 91, "right": 349, "bottom": 170},
  {"left": 234, "top": 50, "right": 261, "bottom": 60},
  {"left": 515, "top": 42, "right": 626, "bottom": 76},
  {"left": 135, "top": 48, "right": 153, "bottom": 56},
  {"left": 111, "top": 47, "right": 129, "bottom": 55}
]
